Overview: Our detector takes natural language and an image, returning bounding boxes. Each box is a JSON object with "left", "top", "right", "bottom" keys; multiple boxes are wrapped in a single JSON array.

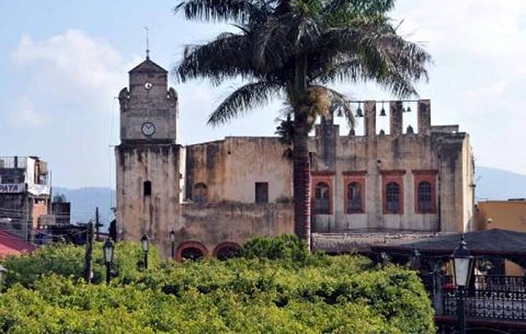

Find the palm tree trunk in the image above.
[
  {"left": 292, "top": 55, "right": 311, "bottom": 249},
  {"left": 293, "top": 116, "right": 311, "bottom": 249}
]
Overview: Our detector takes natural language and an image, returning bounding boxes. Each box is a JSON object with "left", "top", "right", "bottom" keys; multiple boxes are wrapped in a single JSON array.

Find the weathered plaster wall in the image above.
[
  {"left": 115, "top": 144, "right": 184, "bottom": 243},
  {"left": 185, "top": 137, "right": 293, "bottom": 203},
  {"left": 162, "top": 203, "right": 293, "bottom": 259}
]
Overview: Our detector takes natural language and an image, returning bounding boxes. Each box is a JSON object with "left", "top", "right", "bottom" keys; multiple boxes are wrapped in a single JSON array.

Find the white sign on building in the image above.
[{"left": 0, "top": 183, "right": 24, "bottom": 193}]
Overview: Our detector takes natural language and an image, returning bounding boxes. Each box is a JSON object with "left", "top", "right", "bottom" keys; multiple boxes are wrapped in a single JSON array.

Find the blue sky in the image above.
[{"left": 2, "top": 1, "right": 526, "bottom": 189}]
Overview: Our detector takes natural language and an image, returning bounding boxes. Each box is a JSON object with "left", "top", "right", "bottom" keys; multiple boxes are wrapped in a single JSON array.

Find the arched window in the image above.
[
  {"left": 417, "top": 181, "right": 433, "bottom": 212},
  {"left": 314, "top": 182, "right": 330, "bottom": 214},
  {"left": 385, "top": 182, "right": 400, "bottom": 213},
  {"left": 181, "top": 247, "right": 204, "bottom": 261},
  {"left": 347, "top": 182, "right": 362, "bottom": 213},
  {"left": 193, "top": 183, "right": 207, "bottom": 204}
]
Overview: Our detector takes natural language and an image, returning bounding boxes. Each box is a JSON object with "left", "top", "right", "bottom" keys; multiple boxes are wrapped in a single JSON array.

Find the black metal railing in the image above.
[{"left": 441, "top": 275, "right": 526, "bottom": 321}]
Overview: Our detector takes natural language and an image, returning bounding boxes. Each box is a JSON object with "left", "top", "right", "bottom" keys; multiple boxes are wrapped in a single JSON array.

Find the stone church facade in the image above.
[{"left": 115, "top": 58, "right": 475, "bottom": 260}]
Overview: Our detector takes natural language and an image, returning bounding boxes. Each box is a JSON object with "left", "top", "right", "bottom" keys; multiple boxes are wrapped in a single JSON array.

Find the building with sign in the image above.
[
  {"left": 115, "top": 57, "right": 475, "bottom": 261},
  {"left": 0, "top": 156, "right": 51, "bottom": 241}
]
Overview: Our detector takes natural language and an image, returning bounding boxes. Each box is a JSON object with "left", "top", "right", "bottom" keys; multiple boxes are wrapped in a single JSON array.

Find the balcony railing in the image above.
[{"left": 440, "top": 275, "right": 526, "bottom": 321}]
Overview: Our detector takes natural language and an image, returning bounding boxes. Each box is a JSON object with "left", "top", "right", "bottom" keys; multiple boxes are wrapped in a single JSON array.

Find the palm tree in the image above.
[{"left": 173, "top": 0, "right": 431, "bottom": 249}]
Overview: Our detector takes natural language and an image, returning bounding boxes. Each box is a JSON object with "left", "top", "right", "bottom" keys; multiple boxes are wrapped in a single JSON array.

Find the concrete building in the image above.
[
  {"left": 476, "top": 199, "right": 526, "bottom": 275},
  {"left": 0, "top": 156, "right": 51, "bottom": 242},
  {"left": 116, "top": 57, "right": 475, "bottom": 260}
]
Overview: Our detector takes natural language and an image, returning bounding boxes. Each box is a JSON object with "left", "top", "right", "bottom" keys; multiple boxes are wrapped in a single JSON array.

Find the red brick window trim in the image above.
[
  {"left": 342, "top": 171, "right": 367, "bottom": 177},
  {"left": 311, "top": 173, "right": 334, "bottom": 215},
  {"left": 343, "top": 171, "right": 366, "bottom": 214},
  {"left": 412, "top": 170, "right": 438, "bottom": 214},
  {"left": 311, "top": 171, "right": 335, "bottom": 176},
  {"left": 381, "top": 170, "right": 405, "bottom": 214}
]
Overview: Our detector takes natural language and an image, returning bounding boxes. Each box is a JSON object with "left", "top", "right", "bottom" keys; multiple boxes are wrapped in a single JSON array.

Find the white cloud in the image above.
[
  {"left": 396, "top": 1, "right": 526, "bottom": 71},
  {"left": 9, "top": 96, "right": 49, "bottom": 128},
  {"left": 389, "top": 1, "right": 526, "bottom": 175},
  {"left": 7, "top": 30, "right": 130, "bottom": 188},
  {"left": 11, "top": 30, "right": 127, "bottom": 112}
]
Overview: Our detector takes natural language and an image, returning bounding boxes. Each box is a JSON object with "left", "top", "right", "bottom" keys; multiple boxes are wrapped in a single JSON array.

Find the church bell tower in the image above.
[
  {"left": 118, "top": 56, "right": 178, "bottom": 143},
  {"left": 115, "top": 55, "right": 185, "bottom": 251}
]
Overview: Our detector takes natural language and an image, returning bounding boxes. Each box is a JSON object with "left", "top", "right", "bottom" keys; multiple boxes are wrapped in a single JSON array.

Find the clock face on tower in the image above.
[
  {"left": 144, "top": 81, "right": 153, "bottom": 90},
  {"left": 141, "top": 122, "right": 156, "bottom": 137}
]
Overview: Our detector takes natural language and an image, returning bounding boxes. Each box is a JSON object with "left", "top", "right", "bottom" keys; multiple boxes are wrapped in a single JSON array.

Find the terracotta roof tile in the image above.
[{"left": 0, "top": 230, "right": 36, "bottom": 257}]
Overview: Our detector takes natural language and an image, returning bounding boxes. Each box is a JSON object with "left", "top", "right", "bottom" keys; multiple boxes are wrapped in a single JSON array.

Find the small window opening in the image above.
[
  {"left": 143, "top": 181, "right": 152, "bottom": 197},
  {"left": 193, "top": 183, "right": 208, "bottom": 204},
  {"left": 255, "top": 182, "right": 269, "bottom": 204}
]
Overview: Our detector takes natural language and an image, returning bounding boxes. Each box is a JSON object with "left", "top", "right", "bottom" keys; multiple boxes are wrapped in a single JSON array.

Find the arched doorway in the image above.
[
  {"left": 213, "top": 242, "right": 241, "bottom": 261},
  {"left": 175, "top": 241, "right": 208, "bottom": 262}
]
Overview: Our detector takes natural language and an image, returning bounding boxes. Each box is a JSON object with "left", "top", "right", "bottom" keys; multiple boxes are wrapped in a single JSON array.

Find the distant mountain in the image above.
[
  {"left": 475, "top": 166, "right": 526, "bottom": 201},
  {"left": 53, "top": 187, "right": 115, "bottom": 229}
]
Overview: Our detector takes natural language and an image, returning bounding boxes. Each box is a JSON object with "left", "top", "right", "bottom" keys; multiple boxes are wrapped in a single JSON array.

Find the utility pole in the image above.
[
  {"left": 95, "top": 207, "right": 100, "bottom": 241},
  {"left": 83, "top": 221, "right": 94, "bottom": 283}
]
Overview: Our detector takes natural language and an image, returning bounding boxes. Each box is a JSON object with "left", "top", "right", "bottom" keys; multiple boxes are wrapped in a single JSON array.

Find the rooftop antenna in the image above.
[{"left": 144, "top": 26, "right": 150, "bottom": 60}]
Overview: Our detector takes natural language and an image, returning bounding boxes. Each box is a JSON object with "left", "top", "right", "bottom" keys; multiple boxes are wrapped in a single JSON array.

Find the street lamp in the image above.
[
  {"left": 141, "top": 234, "right": 149, "bottom": 269},
  {"left": 380, "top": 252, "right": 389, "bottom": 267},
  {"left": 451, "top": 235, "right": 474, "bottom": 334},
  {"left": 103, "top": 238, "right": 114, "bottom": 284},
  {"left": 410, "top": 245, "right": 421, "bottom": 271},
  {"left": 0, "top": 265, "right": 6, "bottom": 292},
  {"left": 169, "top": 230, "right": 176, "bottom": 260}
]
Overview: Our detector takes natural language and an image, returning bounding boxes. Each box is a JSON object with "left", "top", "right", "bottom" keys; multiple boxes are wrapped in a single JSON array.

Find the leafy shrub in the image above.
[
  {"left": 1, "top": 241, "right": 160, "bottom": 288},
  {"left": 240, "top": 234, "right": 309, "bottom": 262},
  {"left": 0, "top": 238, "right": 435, "bottom": 333}
]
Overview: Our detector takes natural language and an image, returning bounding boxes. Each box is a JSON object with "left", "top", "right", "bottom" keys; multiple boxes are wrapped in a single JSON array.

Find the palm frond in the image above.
[
  {"left": 316, "top": 17, "right": 431, "bottom": 97},
  {"left": 275, "top": 114, "right": 294, "bottom": 145},
  {"left": 322, "top": 0, "right": 395, "bottom": 27},
  {"left": 173, "top": 33, "right": 256, "bottom": 85},
  {"left": 251, "top": 16, "right": 293, "bottom": 70},
  {"left": 208, "top": 81, "right": 283, "bottom": 125},
  {"left": 174, "top": 0, "right": 269, "bottom": 25}
]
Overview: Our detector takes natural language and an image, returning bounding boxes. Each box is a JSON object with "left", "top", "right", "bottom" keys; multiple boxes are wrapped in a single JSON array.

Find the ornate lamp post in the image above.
[
  {"left": 0, "top": 265, "right": 6, "bottom": 292},
  {"left": 452, "top": 235, "right": 474, "bottom": 334},
  {"left": 103, "top": 238, "right": 114, "bottom": 284},
  {"left": 169, "top": 230, "right": 176, "bottom": 260},
  {"left": 410, "top": 245, "right": 421, "bottom": 271},
  {"left": 141, "top": 234, "right": 149, "bottom": 269}
]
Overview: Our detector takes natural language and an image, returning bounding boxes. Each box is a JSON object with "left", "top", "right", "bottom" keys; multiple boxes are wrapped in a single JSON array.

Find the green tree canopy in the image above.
[{"left": 0, "top": 236, "right": 435, "bottom": 333}]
